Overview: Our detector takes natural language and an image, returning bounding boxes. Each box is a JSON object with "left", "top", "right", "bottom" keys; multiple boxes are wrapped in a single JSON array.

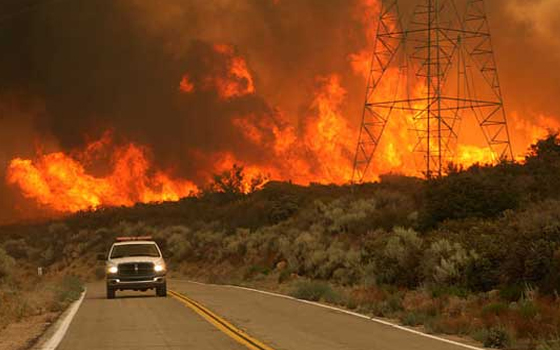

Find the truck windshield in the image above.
[{"left": 110, "top": 243, "right": 160, "bottom": 258}]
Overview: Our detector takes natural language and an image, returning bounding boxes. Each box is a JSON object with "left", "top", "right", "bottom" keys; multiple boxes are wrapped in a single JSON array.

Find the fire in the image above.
[
  {"left": 7, "top": 134, "right": 198, "bottom": 212},
  {"left": 211, "top": 44, "right": 255, "bottom": 99},
  {"left": 179, "top": 75, "right": 195, "bottom": 93},
  {"left": 5, "top": 1, "right": 560, "bottom": 215},
  {"left": 302, "top": 75, "right": 355, "bottom": 183}
]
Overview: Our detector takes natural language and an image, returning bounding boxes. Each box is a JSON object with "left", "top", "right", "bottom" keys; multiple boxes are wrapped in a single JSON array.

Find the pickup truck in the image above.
[{"left": 101, "top": 236, "right": 167, "bottom": 299}]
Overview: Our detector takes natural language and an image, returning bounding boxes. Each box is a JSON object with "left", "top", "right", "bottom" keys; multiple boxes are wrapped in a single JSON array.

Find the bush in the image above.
[
  {"left": 481, "top": 302, "right": 509, "bottom": 317},
  {"left": 2, "top": 239, "right": 29, "bottom": 259},
  {"left": 289, "top": 280, "right": 341, "bottom": 304},
  {"left": 483, "top": 327, "right": 512, "bottom": 349},
  {"left": 401, "top": 311, "right": 426, "bottom": 326},
  {"left": 55, "top": 276, "right": 84, "bottom": 305},
  {"left": 537, "top": 339, "right": 560, "bottom": 350},
  {"left": 164, "top": 226, "right": 193, "bottom": 261},
  {"left": 423, "top": 166, "right": 520, "bottom": 225},
  {"left": 372, "top": 227, "right": 423, "bottom": 288},
  {"left": 422, "top": 239, "right": 478, "bottom": 287},
  {"left": 518, "top": 299, "right": 539, "bottom": 320},
  {"left": 0, "top": 248, "right": 15, "bottom": 280},
  {"left": 499, "top": 284, "right": 524, "bottom": 302}
]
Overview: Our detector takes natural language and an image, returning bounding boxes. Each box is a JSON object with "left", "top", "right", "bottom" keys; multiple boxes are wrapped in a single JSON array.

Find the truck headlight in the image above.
[
  {"left": 108, "top": 266, "right": 118, "bottom": 274},
  {"left": 154, "top": 264, "right": 165, "bottom": 272}
]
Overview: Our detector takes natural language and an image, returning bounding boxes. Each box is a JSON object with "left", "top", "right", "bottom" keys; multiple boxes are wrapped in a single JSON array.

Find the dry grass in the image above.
[{"left": 0, "top": 267, "right": 83, "bottom": 331}]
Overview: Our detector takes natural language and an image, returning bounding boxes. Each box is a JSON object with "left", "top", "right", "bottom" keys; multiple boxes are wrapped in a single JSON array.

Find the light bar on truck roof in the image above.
[{"left": 115, "top": 236, "right": 153, "bottom": 242}]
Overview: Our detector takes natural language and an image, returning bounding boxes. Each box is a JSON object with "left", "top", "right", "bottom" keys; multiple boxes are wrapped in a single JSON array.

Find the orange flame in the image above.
[
  {"left": 212, "top": 44, "right": 255, "bottom": 99},
  {"left": 179, "top": 75, "right": 195, "bottom": 93},
  {"left": 7, "top": 134, "right": 197, "bottom": 212},
  {"left": 6, "top": 0, "right": 560, "bottom": 214}
]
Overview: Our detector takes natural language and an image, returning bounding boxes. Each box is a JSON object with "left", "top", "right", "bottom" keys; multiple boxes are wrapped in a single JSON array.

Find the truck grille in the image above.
[{"left": 118, "top": 262, "right": 154, "bottom": 278}]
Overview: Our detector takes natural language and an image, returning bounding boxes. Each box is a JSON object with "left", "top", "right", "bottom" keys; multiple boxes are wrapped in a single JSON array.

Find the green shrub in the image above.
[
  {"left": 2, "top": 239, "right": 29, "bottom": 259},
  {"left": 428, "top": 285, "right": 469, "bottom": 299},
  {"left": 472, "top": 328, "right": 490, "bottom": 344},
  {"left": 483, "top": 327, "right": 512, "bottom": 349},
  {"left": 165, "top": 227, "right": 193, "bottom": 261},
  {"left": 518, "top": 299, "right": 539, "bottom": 320},
  {"left": 482, "top": 302, "right": 509, "bottom": 317},
  {"left": 370, "top": 227, "right": 423, "bottom": 288},
  {"left": 289, "top": 280, "right": 341, "bottom": 304},
  {"left": 243, "top": 265, "right": 270, "bottom": 280},
  {"left": 56, "top": 276, "right": 84, "bottom": 304},
  {"left": 401, "top": 311, "right": 426, "bottom": 326},
  {"left": 422, "top": 239, "right": 478, "bottom": 287},
  {"left": 500, "top": 284, "right": 524, "bottom": 302},
  {"left": 278, "top": 269, "right": 292, "bottom": 284}
]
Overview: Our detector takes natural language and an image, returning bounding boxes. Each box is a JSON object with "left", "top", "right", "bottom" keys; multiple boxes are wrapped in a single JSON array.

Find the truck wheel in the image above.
[
  {"left": 107, "top": 286, "right": 116, "bottom": 299},
  {"left": 156, "top": 284, "right": 167, "bottom": 297}
]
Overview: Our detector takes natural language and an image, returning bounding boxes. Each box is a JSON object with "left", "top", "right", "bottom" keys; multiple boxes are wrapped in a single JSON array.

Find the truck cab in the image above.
[{"left": 103, "top": 237, "right": 167, "bottom": 299}]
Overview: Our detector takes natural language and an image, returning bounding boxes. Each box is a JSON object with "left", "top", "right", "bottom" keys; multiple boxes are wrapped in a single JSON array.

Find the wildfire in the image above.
[
  {"left": 179, "top": 75, "right": 195, "bottom": 93},
  {"left": 7, "top": 134, "right": 198, "bottom": 212},
  {"left": 211, "top": 44, "right": 255, "bottom": 99},
  {"left": 5, "top": 0, "right": 559, "bottom": 215}
]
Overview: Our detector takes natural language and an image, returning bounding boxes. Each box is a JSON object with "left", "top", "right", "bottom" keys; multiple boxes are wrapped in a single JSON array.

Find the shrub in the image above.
[
  {"left": 278, "top": 268, "right": 292, "bottom": 284},
  {"left": 472, "top": 328, "right": 490, "bottom": 344},
  {"left": 500, "top": 284, "right": 524, "bottom": 302},
  {"left": 56, "top": 276, "right": 84, "bottom": 304},
  {"left": 482, "top": 302, "right": 509, "bottom": 317},
  {"left": 316, "top": 197, "right": 377, "bottom": 234},
  {"left": 0, "top": 248, "right": 15, "bottom": 280},
  {"left": 401, "top": 311, "right": 425, "bottom": 326},
  {"left": 518, "top": 299, "right": 539, "bottom": 320},
  {"left": 2, "top": 239, "right": 29, "bottom": 259},
  {"left": 372, "top": 227, "right": 423, "bottom": 288},
  {"left": 164, "top": 226, "right": 193, "bottom": 261},
  {"left": 423, "top": 166, "right": 520, "bottom": 225},
  {"left": 537, "top": 339, "right": 560, "bottom": 350},
  {"left": 243, "top": 265, "right": 270, "bottom": 280},
  {"left": 289, "top": 280, "right": 341, "bottom": 304},
  {"left": 483, "top": 327, "right": 512, "bottom": 349},
  {"left": 422, "top": 239, "right": 478, "bottom": 287}
]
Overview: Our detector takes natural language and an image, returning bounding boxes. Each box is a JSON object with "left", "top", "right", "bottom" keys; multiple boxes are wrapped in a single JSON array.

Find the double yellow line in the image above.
[{"left": 169, "top": 290, "right": 276, "bottom": 350}]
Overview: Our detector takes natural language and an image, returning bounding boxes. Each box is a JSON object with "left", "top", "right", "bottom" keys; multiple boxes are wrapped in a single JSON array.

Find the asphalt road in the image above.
[{"left": 57, "top": 280, "right": 479, "bottom": 350}]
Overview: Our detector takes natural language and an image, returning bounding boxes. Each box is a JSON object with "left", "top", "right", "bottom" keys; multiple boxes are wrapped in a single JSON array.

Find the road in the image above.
[{"left": 56, "top": 280, "right": 479, "bottom": 350}]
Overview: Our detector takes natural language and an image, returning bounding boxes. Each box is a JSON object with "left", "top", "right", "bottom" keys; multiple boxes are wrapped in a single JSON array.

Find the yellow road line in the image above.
[{"left": 169, "top": 290, "right": 276, "bottom": 350}]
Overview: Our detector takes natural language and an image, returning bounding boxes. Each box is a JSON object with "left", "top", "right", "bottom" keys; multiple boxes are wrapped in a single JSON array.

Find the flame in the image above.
[
  {"left": 211, "top": 44, "right": 255, "bottom": 99},
  {"left": 7, "top": 134, "right": 197, "bottom": 212},
  {"left": 179, "top": 75, "right": 195, "bottom": 93},
  {"left": 302, "top": 75, "right": 355, "bottom": 183},
  {"left": 6, "top": 1, "right": 560, "bottom": 215}
]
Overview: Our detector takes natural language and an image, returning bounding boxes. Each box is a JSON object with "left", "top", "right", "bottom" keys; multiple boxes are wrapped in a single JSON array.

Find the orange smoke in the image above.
[{"left": 7, "top": 134, "right": 198, "bottom": 212}]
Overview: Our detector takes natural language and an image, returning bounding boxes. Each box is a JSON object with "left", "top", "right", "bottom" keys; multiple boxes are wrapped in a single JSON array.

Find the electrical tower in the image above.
[{"left": 352, "top": 0, "right": 514, "bottom": 181}]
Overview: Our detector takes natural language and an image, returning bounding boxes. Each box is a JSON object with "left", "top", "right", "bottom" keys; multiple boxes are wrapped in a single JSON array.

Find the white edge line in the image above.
[
  {"left": 40, "top": 288, "right": 87, "bottom": 350},
  {"left": 178, "top": 280, "right": 486, "bottom": 350}
]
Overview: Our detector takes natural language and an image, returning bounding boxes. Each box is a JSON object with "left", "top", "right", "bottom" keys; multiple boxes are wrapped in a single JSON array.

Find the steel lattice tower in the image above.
[{"left": 352, "top": 0, "right": 514, "bottom": 181}]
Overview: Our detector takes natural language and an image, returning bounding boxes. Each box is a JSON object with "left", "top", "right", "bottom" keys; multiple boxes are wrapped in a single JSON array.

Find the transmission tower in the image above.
[{"left": 352, "top": 0, "right": 514, "bottom": 181}]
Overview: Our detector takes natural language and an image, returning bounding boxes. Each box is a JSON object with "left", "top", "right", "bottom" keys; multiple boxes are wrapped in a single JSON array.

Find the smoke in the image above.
[{"left": 0, "top": 0, "right": 559, "bottom": 222}]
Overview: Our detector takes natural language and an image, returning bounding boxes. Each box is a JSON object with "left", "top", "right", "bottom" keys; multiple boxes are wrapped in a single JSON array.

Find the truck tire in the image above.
[
  {"left": 107, "top": 286, "right": 116, "bottom": 299},
  {"left": 156, "top": 283, "right": 167, "bottom": 297}
]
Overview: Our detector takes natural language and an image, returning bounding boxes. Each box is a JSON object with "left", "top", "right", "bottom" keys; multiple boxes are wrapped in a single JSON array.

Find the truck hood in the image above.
[{"left": 108, "top": 256, "right": 164, "bottom": 265}]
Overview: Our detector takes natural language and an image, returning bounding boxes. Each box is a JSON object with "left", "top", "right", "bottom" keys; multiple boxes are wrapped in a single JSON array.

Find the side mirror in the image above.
[{"left": 97, "top": 253, "right": 107, "bottom": 261}]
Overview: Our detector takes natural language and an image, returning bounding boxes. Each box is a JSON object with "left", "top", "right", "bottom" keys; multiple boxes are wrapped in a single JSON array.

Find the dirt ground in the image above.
[{"left": 0, "top": 312, "right": 58, "bottom": 350}]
